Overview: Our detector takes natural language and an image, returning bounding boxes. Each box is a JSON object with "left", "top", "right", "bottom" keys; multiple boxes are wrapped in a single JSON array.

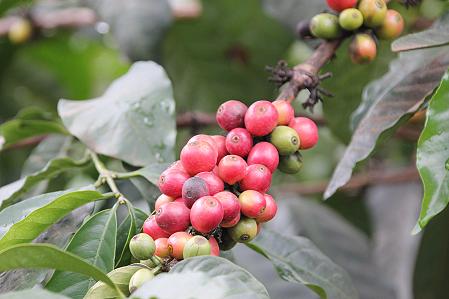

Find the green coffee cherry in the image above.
[
  {"left": 358, "top": 0, "right": 387, "bottom": 28},
  {"left": 278, "top": 152, "right": 303, "bottom": 174},
  {"left": 339, "top": 8, "right": 364, "bottom": 31},
  {"left": 129, "top": 233, "right": 155, "bottom": 261},
  {"left": 270, "top": 126, "right": 300, "bottom": 156},
  {"left": 228, "top": 217, "right": 258, "bottom": 243},
  {"left": 129, "top": 268, "right": 154, "bottom": 293},
  {"left": 310, "top": 13, "right": 342, "bottom": 40},
  {"left": 85, "top": 265, "right": 141, "bottom": 298},
  {"left": 183, "top": 235, "right": 211, "bottom": 259}
]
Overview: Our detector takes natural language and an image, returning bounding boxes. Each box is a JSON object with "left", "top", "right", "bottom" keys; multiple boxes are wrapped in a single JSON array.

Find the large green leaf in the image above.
[
  {"left": 414, "top": 72, "right": 449, "bottom": 232},
  {"left": 0, "top": 288, "right": 70, "bottom": 299},
  {"left": 0, "top": 190, "right": 111, "bottom": 250},
  {"left": 135, "top": 163, "right": 169, "bottom": 185},
  {"left": 132, "top": 256, "right": 269, "bottom": 299},
  {"left": 247, "top": 229, "right": 358, "bottom": 299},
  {"left": 58, "top": 61, "right": 176, "bottom": 167}
]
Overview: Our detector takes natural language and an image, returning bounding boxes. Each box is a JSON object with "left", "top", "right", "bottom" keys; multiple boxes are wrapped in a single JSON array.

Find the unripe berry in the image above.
[
  {"left": 209, "top": 236, "right": 220, "bottom": 256},
  {"left": 190, "top": 196, "right": 224, "bottom": 233},
  {"left": 129, "top": 268, "right": 154, "bottom": 294},
  {"left": 339, "top": 8, "right": 364, "bottom": 31},
  {"left": 349, "top": 33, "right": 377, "bottom": 64},
  {"left": 375, "top": 9, "right": 404, "bottom": 40},
  {"left": 143, "top": 216, "right": 170, "bottom": 240},
  {"left": 8, "top": 18, "right": 32, "bottom": 44},
  {"left": 216, "top": 100, "right": 248, "bottom": 131},
  {"left": 272, "top": 100, "right": 294, "bottom": 125},
  {"left": 225, "top": 128, "right": 253, "bottom": 157},
  {"left": 155, "top": 202, "right": 190, "bottom": 234},
  {"left": 219, "top": 229, "right": 238, "bottom": 251},
  {"left": 154, "top": 237, "right": 170, "bottom": 258},
  {"left": 158, "top": 169, "right": 190, "bottom": 198},
  {"left": 182, "top": 177, "right": 210, "bottom": 208},
  {"left": 289, "top": 117, "right": 319, "bottom": 149},
  {"left": 195, "top": 172, "right": 225, "bottom": 195},
  {"left": 155, "top": 194, "right": 174, "bottom": 211},
  {"left": 310, "top": 13, "right": 342, "bottom": 40},
  {"left": 180, "top": 141, "right": 217, "bottom": 175},
  {"left": 238, "top": 190, "right": 266, "bottom": 218},
  {"left": 211, "top": 135, "right": 228, "bottom": 161},
  {"left": 129, "top": 233, "right": 156, "bottom": 260},
  {"left": 256, "top": 194, "right": 278, "bottom": 223},
  {"left": 278, "top": 152, "right": 303, "bottom": 174},
  {"left": 220, "top": 212, "right": 241, "bottom": 228},
  {"left": 247, "top": 142, "right": 279, "bottom": 173},
  {"left": 326, "top": 0, "right": 357, "bottom": 12},
  {"left": 217, "top": 155, "right": 247, "bottom": 185},
  {"left": 214, "top": 191, "right": 240, "bottom": 223},
  {"left": 183, "top": 235, "right": 211, "bottom": 259},
  {"left": 240, "top": 164, "right": 272, "bottom": 193},
  {"left": 168, "top": 231, "right": 192, "bottom": 260},
  {"left": 229, "top": 217, "right": 258, "bottom": 243},
  {"left": 244, "top": 101, "right": 278, "bottom": 136},
  {"left": 358, "top": 0, "right": 387, "bottom": 28},
  {"left": 270, "top": 126, "right": 300, "bottom": 155},
  {"left": 188, "top": 134, "right": 218, "bottom": 160}
]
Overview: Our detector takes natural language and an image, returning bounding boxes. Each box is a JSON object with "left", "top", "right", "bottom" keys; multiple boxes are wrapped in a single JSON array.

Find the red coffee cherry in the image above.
[
  {"left": 167, "top": 160, "right": 186, "bottom": 173},
  {"left": 238, "top": 190, "right": 266, "bottom": 218},
  {"left": 289, "top": 117, "right": 319, "bottom": 149},
  {"left": 155, "top": 202, "right": 191, "bottom": 234},
  {"left": 142, "top": 216, "right": 170, "bottom": 240},
  {"left": 155, "top": 194, "right": 174, "bottom": 212},
  {"left": 220, "top": 212, "right": 240, "bottom": 228},
  {"left": 326, "top": 0, "right": 357, "bottom": 11},
  {"left": 225, "top": 128, "right": 253, "bottom": 157},
  {"left": 209, "top": 236, "right": 220, "bottom": 256},
  {"left": 244, "top": 101, "right": 278, "bottom": 136},
  {"left": 240, "top": 164, "right": 272, "bottom": 193},
  {"left": 375, "top": 9, "right": 404, "bottom": 40},
  {"left": 190, "top": 196, "right": 224, "bottom": 233},
  {"left": 217, "top": 155, "right": 247, "bottom": 185},
  {"left": 256, "top": 194, "right": 278, "bottom": 223},
  {"left": 349, "top": 33, "right": 377, "bottom": 64},
  {"left": 272, "top": 100, "right": 294, "bottom": 125},
  {"left": 247, "top": 142, "right": 279, "bottom": 173},
  {"left": 216, "top": 100, "right": 248, "bottom": 131},
  {"left": 154, "top": 237, "right": 170, "bottom": 258},
  {"left": 211, "top": 135, "right": 228, "bottom": 162},
  {"left": 168, "top": 231, "right": 192, "bottom": 260},
  {"left": 174, "top": 197, "right": 185, "bottom": 204},
  {"left": 182, "top": 177, "right": 210, "bottom": 208},
  {"left": 180, "top": 140, "right": 217, "bottom": 175},
  {"left": 195, "top": 172, "right": 225, "bottom": 195},
  {"left": 214, "top": 191, "right": 241, "bottom": 223},
  {"left": 188, "top": 134, "right": 218, "bottom": 160},
  {"left": 158, "top": 169, "right": 190, "bottom": 198}
]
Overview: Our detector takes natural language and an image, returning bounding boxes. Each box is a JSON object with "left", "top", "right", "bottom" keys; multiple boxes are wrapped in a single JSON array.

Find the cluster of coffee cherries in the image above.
[{"left": 301, "top": 0, "right": 404, "bottom": 64}]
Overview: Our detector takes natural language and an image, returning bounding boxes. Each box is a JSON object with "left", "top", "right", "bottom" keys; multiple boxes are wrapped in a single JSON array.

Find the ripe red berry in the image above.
[
  {"left": 272, "top": 100, "right": 294, "bottom": 125},
  {"left": 326, "top": 0, "right": 357, "bottom": 12},
  {"left": 195, "top": 172, "right": 224, "bottom": 195},
  {"left": 216, "top": 100, "right": 248, "bottom": 131},
  {"left": 155, "top": 202, "right": 191, "bottom": 234},
  {"left": 217, "top": 155, "right": 247, "bottom": 185},
  {"left": 238, "top": 190, "right": 266, "bottom": 218},
  {"left": 155, "top": 194, "right": 174, "bottom": 212},
  {"left": 142, "top": 216, "right": 170, "bottom": 240},
  {"left": 225, "top": 128, "right": 253, "bottom": 157},
  {"left": 158, "top": 169, "right": 190, "bottom": 198},
  {"left": 180, "top": 140, "right": 217, "bottom": 175},
  {"left": 220, "top": 212, "right": 240, "bottom": 228},
  {"left": 168, "top": 231, "right": 192, "bottom": 260},
  {"left": 209, "top": 236, "right": 220, "bottom": 256},
  {"left": 211, "top": 135, "right": 228, "bottom": 162},
  {"left": 154, "top": 237, "right": 170, "bottom": 258},
  {"left": 289, "top": 117, "right": 319, "bottom": 149},
  {"left": 167, "top": 160, "right": 186, "bottom": 173},
  {"left": 244, "top": 101, "right": 278, "bottom": 136},
  {"left": 190, "top": 196, "right": 224, "bottom": 233},
  {"left": 376, "top": 9, "right": 404, "bottom": 40},
  {"left": 214, "top": 191, "right": 241, "bottom": 223},
  {"left": 256, "top": 194, "right": 278, "bottom": 223},
  {"left": 188, "top": 134, "right": 218, "bottom": 160},
  {"left": 247, "top": 142, "right": 279, "bottom": 173},
  {"left": 240, "top": 164, "right": 272, "bottom": 193},
  {"left": 182, "top": 177, "right": 210, "bottom": 208}
]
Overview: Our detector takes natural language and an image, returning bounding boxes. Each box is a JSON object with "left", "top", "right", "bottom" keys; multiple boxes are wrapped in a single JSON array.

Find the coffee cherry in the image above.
[
  {"left": 218, "top": 229, "right": 238, "bottom": 250},
  {"left": 240, "top": 164, "right": 272, "bottom": 193},
  {"left": 129, "top": 233, "right": 156, "bottom": 260},
  {"left": 278, "top": 152, "right": 303, "bottom": 174},
  {"left": 209, "top": 236, "right": 220, "bottom": 256},
  {"left": 154, "top": 237, "right": 170, "bottom": 258},
  {"left": 8, "top": 18, "right": 32, "bottom": 44},
  {"left": 195, "top": 172, "right": 225, "bottom": 195},
  {"left": 217, "top": 155, "right": 247, "bottom": 185},
  {"left": 155, "top": 194, "right": 174, "bottom": 211},
  {"left": 167, "top": 160, "right": 186, "bottom": 173},
  {"left": 247, "top": 142, "right": 279, "bottom": 173},
  {"left": 239, "top": 190, "right": 266, "bottom": 218},
  {"left": 349, "top": 33, "right": 377, "bottom": 64},
  {"left": 339, "top": 8, "right": 364, "bottom": 31},
  {"left": 216, "top": 100, "right": 248, "bottom": 131},
  {"left": 229, "top": 217, "right": 258, "bottom": 243},
  {"left": 326, "top": 0, "right": 357, "bottom": 12},
  {"left": 168, "top": 232, "right": 192, "bottom": 260},
  {"left": 155, "top": 202, "right": 190, "bottom": 234},
  {"left": 225, "top": 128, "right": 253, "bottom": 157},
  {"left": 129, "top": 268, "right": 154, "bottom": 294},
  {"left": 211, "top": 135, "right": 228, "bottom": 161},
  {"left": 272, "top": 100, "right": 294, "bottom": 125},
  {"left": 270, "top": 126, "right": 300, "bottom": 155},
  {"left": 190, "top": 196, "right": 224, "bottom": 233},
  {"left": 358, "top": 0, "right": 387, "bottom": 28},
  {"left": 244, "top": 101, "right": 278, "bottom": 136},
  {"left": 182, "top": 177, "right": 210, "bottom": 208},
  {"left": 375, "top": 9, "right": 404, "bottom": 40},
  {"left": 143, "top": 216, "right": 170, "bottom": 240},
  {"left": 221, "top": 212, "right": 240, "bottom": 228},
  {"left": 214, "top": 191, "right": 241, "bottom": 223},
  {"left": 180, "top": 141, "right": 217, "bottom": 175},
  {"left": 296, "top": 20, "right": 313, "bottom": 39},
  {"left": 310, "top": 13, "right": 342, "bottom": 40},
  {"left": 289, "top": 117, "right": 319, "bottom": 149},
  {"left": 183, "top": 235, "right": 211, "bottom": 259},
  {"left": 158, "top": 169, "right": 190, "bottom": 198},
  {"left": 174, "top": 197, "right": 186, "bottom": 204},
  {"left": 256, "top": 194, "right": 278, "bottom": 223},
  {"left": 188, "top": 134, "right": 219, "bottom": 160}
]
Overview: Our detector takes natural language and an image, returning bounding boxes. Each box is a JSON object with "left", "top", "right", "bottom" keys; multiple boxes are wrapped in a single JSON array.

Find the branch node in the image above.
[{"left": 266, "top": 60, "right": 293, "bottom": 87}]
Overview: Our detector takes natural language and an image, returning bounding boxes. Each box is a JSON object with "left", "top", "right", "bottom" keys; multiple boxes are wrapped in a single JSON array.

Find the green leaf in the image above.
[
  {"left": 131, "top": 256, "right": 269, "bottom": 299},
  {"left": 0, "top": 0, "right": 32, "bottom": 16},
  {"left": 46, "top": 207, "right": 118, "bottom": 299},
  {"left": 58, "top": 61, "right": 176, "bottom": 167},
  {"left": 0, "top": 190, "right": 112, "bottom": 250},
  {"left": 414, "top": 72, "right": 449, "bottom": 232},
  {"left": 135, "top": 163, "right": 169, "bottom": 185},
  {"left": 247, "top": 229, "right": 358, "bottom": 299},
  {"left": 0, "top": 288, "right": 70, "bottom": 299}
]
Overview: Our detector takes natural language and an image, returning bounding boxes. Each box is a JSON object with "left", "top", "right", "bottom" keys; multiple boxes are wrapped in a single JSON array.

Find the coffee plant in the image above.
[{"left": 1, "top": 0, "right": 449, "bottom": 298}]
